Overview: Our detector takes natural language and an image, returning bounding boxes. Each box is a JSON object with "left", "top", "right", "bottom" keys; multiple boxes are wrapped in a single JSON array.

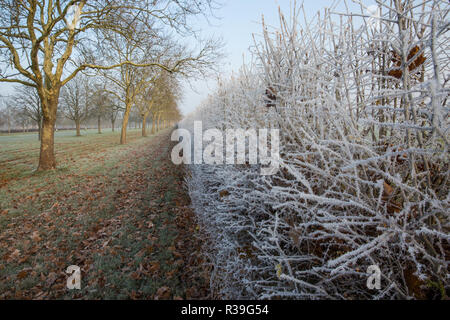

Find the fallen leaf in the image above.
[
  {"left": 31, "top": 231, "right": 41, "bottom": 242},
  {"left": 155, "top": 286, "right": 171, "bottom": 300},
  {"left": 10, "top": 249, "right": 20, "bottom": 261},
  {"left": 17, "top": 269, "right": 30, "bottom": 279}
]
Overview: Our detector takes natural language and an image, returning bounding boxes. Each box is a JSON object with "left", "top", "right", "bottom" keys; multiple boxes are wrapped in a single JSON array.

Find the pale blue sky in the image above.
[{"left": 179, "top": 0, "right": 375, "bottom": 115}]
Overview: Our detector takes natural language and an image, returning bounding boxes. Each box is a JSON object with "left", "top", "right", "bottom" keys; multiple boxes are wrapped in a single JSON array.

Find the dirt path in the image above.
[{"left": 0, "top": 130, "right": 210, "bottom": 299}]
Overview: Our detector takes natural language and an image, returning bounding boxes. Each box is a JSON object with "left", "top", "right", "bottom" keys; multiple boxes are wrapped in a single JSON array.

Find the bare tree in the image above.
[
  {"left": 108, "top": 101, "right": 121, "bottom": 132},
  {"left": 97, "top": 17, "right": 220, "bottom": 143},
  {"left": 60, "top": 75, "right": 91, "bottom": 136},
  {"left": 148, "top": 78, "right": 180, "bottom": 134},
  {"left": 97, "top": 31, "right": 160, "bottom": 143},
  {"left": 136, "top": 70, "right": 180, "bottom": 136},
  {"left": 13, "top": 85, "right": 42, "bottom": 139},
  {"left": 0, "top": 96, "right": 13, "bottom": 134},
  {"left": 90, "top": 84, "right": 112, "bottom": 134},
  {"left": 183, "top": 0, "right": 449, "bottom": 300},
  {"left": 135, "top": 93, "right": 154, "bottom": 137},
  {"left": 11, "top": 105, "right": 32, "bottom": 132}
]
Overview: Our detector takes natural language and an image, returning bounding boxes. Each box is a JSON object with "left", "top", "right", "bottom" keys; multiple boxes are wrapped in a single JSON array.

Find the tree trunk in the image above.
[
  {"left": 157, "top": 114, "right": 162, "bottom": 132},
  {"left": 37, "top": 118, "right": 42, "bottom": 141},
  {"left": 111, "top": 119, "right": 115, "bottom": 132},
  {"left": 120, "top": 104, "right": 131, "bottom": 144},
  {"left": 75, "top": 119, "right": 81, "bottom": 136},
  {"left": 98, "top": 115, "right": 102, "bottom": 134},
  {"left": 38, "top": 92, "right": 59, "bottom": 171},
  {"left": 40, "top": 118, "right": 43, "bottom": 140},
  {"left": 38, "top": 116, "right": 57, "bottom": 170},
  {"left": 152, "top": 116, "right": 156, "bottom": 134},
  {"left": 142, "top": 115, "right": 147, "bottom": 137}
]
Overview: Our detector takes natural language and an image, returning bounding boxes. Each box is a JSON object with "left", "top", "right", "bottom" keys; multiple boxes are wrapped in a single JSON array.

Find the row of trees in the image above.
[
  {"left": 1, "top": 68, "right": 181, "bottom": 138},
  {"left": 0, "top": 89, "right": 42, "bottom": 136},
  {"left": 59, "top": 70, "right": 181, "bottom": 137},
  {"left": 0, "top": 75, "right": 181, "bottom": 137},
  {"left": 0, "top": 0, "right": 221, "bottom": 170}
]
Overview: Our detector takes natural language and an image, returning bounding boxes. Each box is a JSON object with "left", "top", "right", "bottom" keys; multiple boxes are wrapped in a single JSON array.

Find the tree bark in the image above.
[
  {"left": 111, "top": 119, "right": 115, "bottom": 132},
  {"left": 37, "top": 117, "right": 42, "bottom": 141},
  {"left": 75, "top": 119, "right": 81, "bottom": 136},
  {"left": 98, "top": 115, "right": 102, "bottom": 134},
  {"left": 142, "top": 115, "right": 147, "bottom": 137},
  {"left": 152, "top": 116, "right": 156, "bottom": 134},
  {"left": 38, "top": 92, "right": 59, "bottom": 171},
  {"left": 38, "top": 116, "right": 57, "bottom": 170},
  {"left": 120, "top": 104, "right": 132, "bottom": 144}
]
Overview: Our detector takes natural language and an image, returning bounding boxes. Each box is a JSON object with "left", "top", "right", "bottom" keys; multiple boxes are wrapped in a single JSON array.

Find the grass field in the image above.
[
  {"left": 0, "top": 129, "right": 145, "bottom": 185},
  {"left": 0, "top": 129, "right": 209, "bottom": 299}
]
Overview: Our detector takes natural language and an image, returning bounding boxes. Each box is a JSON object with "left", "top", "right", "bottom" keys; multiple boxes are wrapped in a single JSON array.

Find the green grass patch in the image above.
[{"left": 0, "top": 129, "right": 193, "bottom": 299}]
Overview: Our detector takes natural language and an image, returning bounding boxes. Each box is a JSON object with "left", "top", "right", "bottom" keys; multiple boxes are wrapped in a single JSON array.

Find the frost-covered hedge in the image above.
[{"left": 182, "top": 1, "right": 449, "bottom": 299}]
